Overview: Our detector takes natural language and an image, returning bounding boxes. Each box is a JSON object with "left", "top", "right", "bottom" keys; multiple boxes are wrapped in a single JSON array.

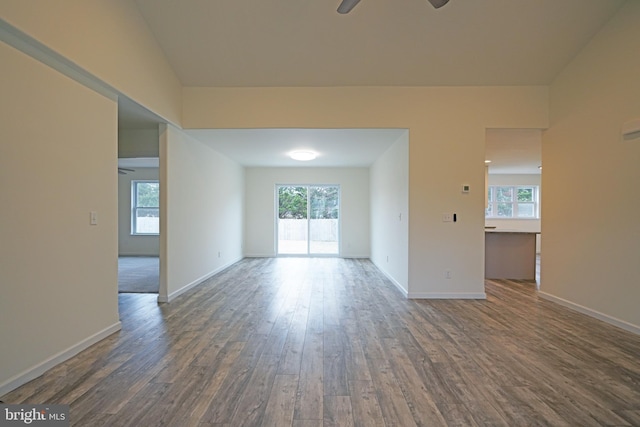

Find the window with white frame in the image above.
[
  {"left": 486, "top": 185, "right": 539, "bottom": 219},
  {"left": 132, "top": 181, "right": 159, "bottom": 235}
]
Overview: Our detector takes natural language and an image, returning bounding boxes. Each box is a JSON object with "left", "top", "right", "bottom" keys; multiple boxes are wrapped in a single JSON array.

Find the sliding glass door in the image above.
[{"left": 277, "top": 185, "right": 339, "bottom": 256}]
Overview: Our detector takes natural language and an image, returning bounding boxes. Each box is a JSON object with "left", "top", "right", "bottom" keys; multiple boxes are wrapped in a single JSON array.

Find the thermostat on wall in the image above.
[{"left": 462, "top": 184, "right": 470, "bottom": 193}]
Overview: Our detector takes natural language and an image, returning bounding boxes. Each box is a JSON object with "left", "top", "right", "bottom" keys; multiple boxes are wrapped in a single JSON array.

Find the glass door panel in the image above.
[
  {"left": 309, "top": 186, "right": 339, "bottom": 255},
  {"left": 277, "top": 186, "right": 308, "bottom": 255}
]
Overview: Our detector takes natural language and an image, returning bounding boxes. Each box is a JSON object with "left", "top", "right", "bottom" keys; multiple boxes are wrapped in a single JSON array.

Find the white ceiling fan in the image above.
[{"left": 338, "top": 0, "right": 449, "bottom": 14}]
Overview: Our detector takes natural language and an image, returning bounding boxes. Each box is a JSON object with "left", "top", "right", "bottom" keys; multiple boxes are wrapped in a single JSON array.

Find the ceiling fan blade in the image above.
[
  {"left": 428, "top": 0, "right": 450, "bottom": 8},
  {"left": 337, "top": 0, "right": 361, "bottom": 14}
]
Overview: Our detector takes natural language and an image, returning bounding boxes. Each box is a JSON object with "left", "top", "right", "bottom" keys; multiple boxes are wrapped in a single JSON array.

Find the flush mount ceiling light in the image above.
[
  {"left": 289, "top": 151, "right": 317, "bottom": 161},
  {"left": 485, "top": 160, "right": 492, "bottom": 164}
]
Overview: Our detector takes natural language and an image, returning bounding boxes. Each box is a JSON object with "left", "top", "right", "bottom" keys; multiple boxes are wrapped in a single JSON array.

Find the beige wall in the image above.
[
  {"left": 244, "top": 167, "right": 370, "bottom": 258},
  {"left": 542, "top": 1, "right": 640, "bottom": 330},
  {"left": 0, "top": 0, "right": 182, "bottom": 125},
  {"left": 183, "top": 86, "right": 548, "bottom": 297},
  {"left": 159, "top": 125, "right": 245, "bottom": 302},
  {"left": 0, "top": 41, "right": 120, "bottom": 394}
]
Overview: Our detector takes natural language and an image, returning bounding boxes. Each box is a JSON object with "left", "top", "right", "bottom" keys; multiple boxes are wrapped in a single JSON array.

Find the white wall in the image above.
[
  {"left": 370, "top": 132, "right": 409, "bottom": 293},
  {"left": 486, "top": 174, "right": 542, "bottom": 253},
  {"left": 542, "top": 1, "right": 640, "bottom": 331},
  {"left": 118, "top": 168, "right": 160, "bottom": 256},
  {"left": 244, "top": 168, "right": 370, "bottom": 258},
  {"left": 183, "top": 86, "right": 548, "bottom": 298},
  {"left": 159, "top": 125, "right": 244, "bottom": 302},
  {"left": 0, "top": 41, "right": 120, "bottom": 394}
]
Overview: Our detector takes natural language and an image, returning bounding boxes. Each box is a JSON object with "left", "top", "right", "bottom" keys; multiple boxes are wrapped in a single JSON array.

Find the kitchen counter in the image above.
[
  {"left": 485, "top": 229, "right": 539, "bottom": 234},
  {"left": 485, "top": 229, "right": 539, "bottom": 280}
]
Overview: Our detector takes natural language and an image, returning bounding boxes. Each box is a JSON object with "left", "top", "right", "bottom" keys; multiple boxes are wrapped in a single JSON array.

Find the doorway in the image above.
[
  {"left": 484, "top": 128, "right": 542, "bottom": 286},
  {"left": 277, "top": 185, "right": 340, "bottom": 256}
]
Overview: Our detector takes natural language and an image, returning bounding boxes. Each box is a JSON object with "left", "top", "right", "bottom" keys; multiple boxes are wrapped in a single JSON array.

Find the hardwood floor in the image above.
[{"left": 3, "top": 258, "right": 639, "bottom": 426}]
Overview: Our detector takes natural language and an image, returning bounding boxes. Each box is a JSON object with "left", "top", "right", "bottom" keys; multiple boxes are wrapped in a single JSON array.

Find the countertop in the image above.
[{"left": 485, "top": 228, "right": 540, "bottom": 234}]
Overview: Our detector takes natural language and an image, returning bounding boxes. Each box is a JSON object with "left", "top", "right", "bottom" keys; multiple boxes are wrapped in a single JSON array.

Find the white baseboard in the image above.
[
  {"left": 243, "top": 254, "right": 372, "bottom": 259},
  {"left": 539, "top": 292, "right": 640, "bottom": 335},
  {"left": 381, "top": 269, "right": 408, "bottom": 297},
  {"left": 408, "top": 292, "right": 487, "bottom": 299},
  {"left": 158, "top": 257, "right": 243, "bottom": 303},
  {"left": 0, "top": 322, "right": 122, "bottom": 397},
  {"left": 370, "top": 260, "right": 408, "bottom": 297},
  {"left": 370, "top": 259, "right": 486, "bottom": 300}
]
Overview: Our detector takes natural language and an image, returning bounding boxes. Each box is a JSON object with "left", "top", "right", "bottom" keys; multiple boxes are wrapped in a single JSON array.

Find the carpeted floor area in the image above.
[{"left": 118, "top": 256, "right": 159, "bottom": 293}]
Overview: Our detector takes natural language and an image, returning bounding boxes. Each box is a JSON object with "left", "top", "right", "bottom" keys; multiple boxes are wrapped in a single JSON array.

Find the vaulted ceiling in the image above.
[
  {"left": 133, "top": 0, "right": 623, "bottom": 87},
  {"left": 122, "top": 0, "right": 624, "bottom": 170}
]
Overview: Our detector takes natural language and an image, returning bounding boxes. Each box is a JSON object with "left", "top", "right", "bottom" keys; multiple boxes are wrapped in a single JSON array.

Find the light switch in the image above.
[
  {"left": 442, "top": 213, "right": 453, "bottom": 222},
  {"left": 90, "top": 211, "right": 98, "bottom": 225}
]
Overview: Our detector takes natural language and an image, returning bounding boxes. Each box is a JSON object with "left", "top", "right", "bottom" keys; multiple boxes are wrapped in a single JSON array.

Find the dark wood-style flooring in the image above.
[{"left": 3, "top": 258, "right": 640, "bottom": 426}]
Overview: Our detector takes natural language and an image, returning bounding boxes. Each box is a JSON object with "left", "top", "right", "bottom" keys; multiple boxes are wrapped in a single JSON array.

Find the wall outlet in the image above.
[{"left": 445, "top": 270, "right": 452, "bottom": 279}]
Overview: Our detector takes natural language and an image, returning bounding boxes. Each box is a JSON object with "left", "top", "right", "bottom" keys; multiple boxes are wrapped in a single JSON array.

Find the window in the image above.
[
  {"left": 132, "top": 181, "right": 159, "bottom": 235},
  {"left": 486, "top": 185, "right": 539, "bottom": 219}
]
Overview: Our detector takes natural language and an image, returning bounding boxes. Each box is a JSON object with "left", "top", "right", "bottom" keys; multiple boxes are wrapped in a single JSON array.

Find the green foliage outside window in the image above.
[
  {"left": 517, "top": 188, "right": 533, "bottom": 202},
  {"left": 310, "top": 186, "right": 339, "bottom": 219},
  {"left": 486, "top": 185, "right": 538, "bottom": 219},
  {"left": 278, "top": 186, "right": 308, "bottom": 219},
  {"left": 136, "top": 182, "right": 159, "bottom": 208},
  {"left": 278, "top": 186, "right": 339, "bottom": 219}
]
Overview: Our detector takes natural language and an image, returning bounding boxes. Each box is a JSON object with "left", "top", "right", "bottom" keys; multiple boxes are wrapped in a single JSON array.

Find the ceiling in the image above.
[
  {"left": 133, "top": 0, "right": 623, "bottom": 87},
  {"left": 185, "top": 128, "right": 408, "bottom": 167},
  {"left": 119, "top": 0, "right": 624, "bottom": 171}
]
